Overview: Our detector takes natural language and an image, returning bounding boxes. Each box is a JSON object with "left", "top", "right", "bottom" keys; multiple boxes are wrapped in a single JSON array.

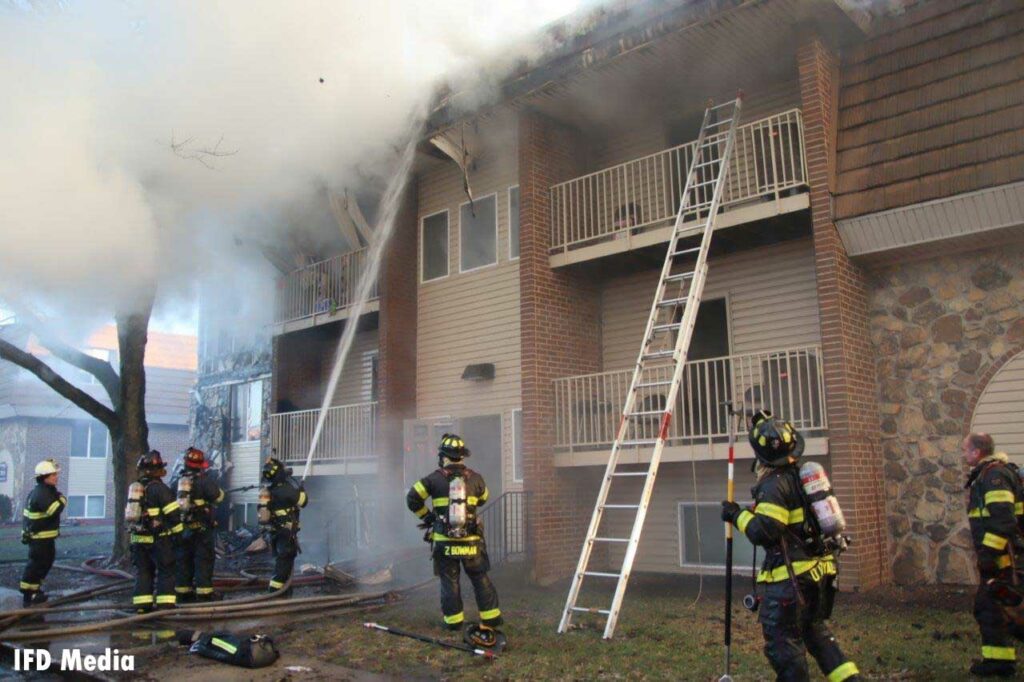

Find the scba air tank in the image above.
[
  {"left": 257, "top": 486, "right": 271, "bottom": 525},
  {"left": 125, "top": 481, "right": 144, "bottom": 525},
  {"left": 799, "top": 460, "right": 846, "bottom": 537},
  {"left": 177, "top": 474, "right": 193, "bottom": 514},
  {"left": 447, "top": 476, "right": 468, "bottom": 537}
]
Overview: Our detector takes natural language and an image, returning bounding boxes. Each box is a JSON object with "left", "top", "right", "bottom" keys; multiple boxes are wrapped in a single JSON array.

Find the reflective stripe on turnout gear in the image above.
[
  {"left": 20, "top": 581, "right": 39, "bottom": 591},
  {"left": 414, "top": 506, "right": 428, "bottom": 518},
  {"left": 983, "top": 532, "right": 1009, "bottom": 551},
  {"left": 196, "top": 587, "right": 214, "bottom": 595},
  {"left": 211, "top": 637, "right": 238, "bottom": 654},
  {"left": 28, "top": 530, "right": 59, "bottom": 540},
  {"left": 753, "top": 502, "right": 804, "bottom": 525},
  {"left": 176, "top": 586, "right": 193, "bottom": 594},
  {"left": 982, "top": 645, "right": 1016, "bottom": 661},
  {"left": 985, "top": 490, "right": 1016, "bottom": 505},
  {"left": 131, "top": 534, "right": 154, "bottom": 544},
  {"left": 444, "top": 612, "right": 464, "bottom": 625},
  {"left": 827, "top": 661, "right": 860, "bottom": 681},
  {"left": 133, "top": 595, "right": 154, "bottom": 605},
  {"left": 23, "top": 499, "right": 63, "bottom": 519},
  {"left": 480, "top": 608, "right": 501, "bottom": 621},
  {"left": 757, "top": 556, "right": 836, "bottom": 584},
  {"left": 268, "top": 579, "right": 285, "bottom": 589},
  {"left": 736, "top": 510, "right": 755, "bottom": 534},
  {"left": 414, "top": 481, "right": 428, "bottom": 499},
  {"left": 432, "top": 497, "right": 449, "bottom": 506},
  {"left": 432, "top": 533, "right": 481, "bottom": 542},
  {"left": 156, "top": 594, "right": 177, "bottom": 605}
]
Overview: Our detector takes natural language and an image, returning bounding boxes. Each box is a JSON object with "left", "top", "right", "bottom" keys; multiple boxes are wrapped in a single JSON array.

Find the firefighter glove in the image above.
[
  {"left": 720, "top": 501, "right": 741, "bottom": 524},
  {"left": 417, "top": 511, "right": 437, "bottom": 530},
  {"left": 20, "top": 530, "right": 30, "bottom": 545}
]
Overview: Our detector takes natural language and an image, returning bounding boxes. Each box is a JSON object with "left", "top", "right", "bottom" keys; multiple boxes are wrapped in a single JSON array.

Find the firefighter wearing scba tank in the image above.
[
  {"left": 173, "top": 447, "right": 225, "bottom": 603},
  {"left": 127, "top": 450, "right": 183, "bottom": 612},
  {"left": 721, "top": 410, "right": 860, "bottom": 682},
  {"left": 963, "top": 432, "right": 1024, "bottom": 678},
  {"left": 406, "top": 434, "right": 503, "bottom": 642},
  {"left": 258, "top": 457, "right": 307, "bottom": 594},
  {"left": 20, "top": 459, "right": 67, "bottom": 607}
]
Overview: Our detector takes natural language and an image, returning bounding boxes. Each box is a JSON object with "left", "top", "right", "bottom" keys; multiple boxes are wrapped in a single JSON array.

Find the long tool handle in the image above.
[
  {"left": 722, "top": 402, "right": 738, "bottom": 680},
  {"left": 363, "top": 622, "right": 495, "bottom": 659}
]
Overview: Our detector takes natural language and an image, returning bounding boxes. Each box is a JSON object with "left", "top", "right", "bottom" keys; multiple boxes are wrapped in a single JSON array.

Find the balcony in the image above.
[
  {"left": 273, "top": 249, "right": 380, "bottom": 335},
  {"left": 270, "top": 401, "right": 377, "bottom": 475},
  {"left": 549, "top": 109, "right": 809, "bottom": 267},
  {"left": 553, "top": 346, "right": 827, "bottom": 466}
]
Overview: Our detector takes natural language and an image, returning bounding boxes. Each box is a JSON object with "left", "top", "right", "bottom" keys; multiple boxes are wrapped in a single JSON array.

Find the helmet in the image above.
[
  {"left": 34, "top": 459, "right": 60, "bottom": 477},
  {"left": 748, "top": 409, "right": 804, "bottom": 467},
  {"left": 137, "top": 450, "right": 167, "bottom": 473},
  {"left": 438, "top": 434, "right": 470, "bottom": 463},
  {"left": 184, "top": 447, "right": 208, "bottom": 470},
  {"left": 261, "top": 457, "right": 288, "bottom": 483}
]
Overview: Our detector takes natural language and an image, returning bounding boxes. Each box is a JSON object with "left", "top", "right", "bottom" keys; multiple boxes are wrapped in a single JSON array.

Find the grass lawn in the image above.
[
  {"left": 0, "top": 523, "right": 113, "bottom": 562},
  {"left": 277, "top": 566, "right": 983, "bottom": 681}
]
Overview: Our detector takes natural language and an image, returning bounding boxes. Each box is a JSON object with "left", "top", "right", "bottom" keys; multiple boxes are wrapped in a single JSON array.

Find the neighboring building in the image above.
[
  {"left": 0, "top": 323, "right": 196, "bottom": 522},
  {"left": 195, "top": 0, "right": 1024, "bottom": 587}
]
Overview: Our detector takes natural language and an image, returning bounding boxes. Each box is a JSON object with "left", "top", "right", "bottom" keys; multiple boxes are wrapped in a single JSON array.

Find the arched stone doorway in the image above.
[{"left": 970, "top": 349, "right": 1024, "bottom": 463}]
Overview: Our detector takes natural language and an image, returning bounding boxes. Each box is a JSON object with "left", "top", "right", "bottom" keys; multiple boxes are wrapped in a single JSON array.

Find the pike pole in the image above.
[{"left": 720, "top": 401, "right": 739, "bottom": 682}]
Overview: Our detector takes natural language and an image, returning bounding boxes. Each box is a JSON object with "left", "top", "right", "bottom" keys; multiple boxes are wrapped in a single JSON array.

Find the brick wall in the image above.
[
  {"left": 518, "top": 109, "right": 604, "bottom": 584},
  {"left": 18, "top": 420, "right": 71, "bottom": 517},
  {"left": 798, "top": 36, "right": 888, "bottom": 590},
  {"left": 377, "top": 182, "right": 418, "bottom": 523}
]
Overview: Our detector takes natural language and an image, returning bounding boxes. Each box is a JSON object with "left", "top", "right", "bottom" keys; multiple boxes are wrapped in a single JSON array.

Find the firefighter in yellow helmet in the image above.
[
  {"left": 258, "top": 457, "right": 308, "bottom": 595},
  {"left": 20, "top": 459, "right": 67, "bottom": 607},
  {"left": 721, "top": 410, "right": 859, "bottom": 682},
  {"left": 406, "top": 434, "right": 502, "bottom": 647},
  {"left": 963, "top": 432, "right": 1024, "bottom": 678}
]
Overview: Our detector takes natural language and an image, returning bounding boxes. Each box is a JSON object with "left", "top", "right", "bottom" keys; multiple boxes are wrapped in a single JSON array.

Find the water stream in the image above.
[{"left": 300, "top": 122, "right": 422, "bottom": 480}]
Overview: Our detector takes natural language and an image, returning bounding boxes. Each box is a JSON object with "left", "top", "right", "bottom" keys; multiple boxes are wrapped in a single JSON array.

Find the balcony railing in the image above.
[
  {"left": 550, "top": 109, "right": 807, "bottom": 252},
  {"left": 554, "top": 345, "right": 826, "bottom": 451},
  {"left": 270, "top": 401, "right": 377, "bottom": 463},
  {"left": 274, "top": 249, "right": 379, "bottom": 325}
]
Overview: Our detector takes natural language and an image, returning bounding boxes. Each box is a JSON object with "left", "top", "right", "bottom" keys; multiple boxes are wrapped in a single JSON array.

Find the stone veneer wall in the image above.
[{"left": 869, "top": 243, "right": 1024, "bottom": 584}]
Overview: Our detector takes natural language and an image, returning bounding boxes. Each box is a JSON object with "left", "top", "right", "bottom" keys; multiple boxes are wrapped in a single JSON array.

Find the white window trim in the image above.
[
  {"left": 677, "top": 501, "right": 754, "bottom": 574},
  {"left": 68, "top": 494, "right": 106, "bottom": 519},
  {"left": 458, "top": 192, "right": 499, "bottom": 274},
  {"left": 419, "top": 209, "right": 450, "bottom": 284},
  {"left": 508, "top": 185, "right": 520, "bottom": 262},
  {"left": 230, "top": 379, "right": 265, "bottom": 445},
  {"left": 71, "top": 421, "right": 110, "bottom": 459},
  {"left": 511, "top": 408, "right": 523, "bottom": 484}
]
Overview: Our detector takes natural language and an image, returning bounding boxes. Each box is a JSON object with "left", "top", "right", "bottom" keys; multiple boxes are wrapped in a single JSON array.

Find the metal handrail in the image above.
[
  {"left": 478, "top": 490, "right": 529, "bottom": 567},
  {"left": 270, "top": 401, "right": 377, "bottom": 463},
  {"left": 274, "top": 248, "right": 380, "bottom": 325}
]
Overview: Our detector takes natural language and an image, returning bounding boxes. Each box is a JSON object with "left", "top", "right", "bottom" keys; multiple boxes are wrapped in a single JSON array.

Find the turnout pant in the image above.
[
  {"left": 974, "top": 566, "right": 1024, "bottom": 666},
  {"left": 176, "top": 527, "right": 216, "bottom": 599},
  {"left": 758, "top": 575, "right": 859, "bottom": 682},
  {"left": 269, "top": 527, "right": 298, "bottom": 591},
  {"left": 132, "top": 537, "right": 177, "bottom": 610},
  {"left": 433, "top": 543, "right": 501, "bottom": 630},
  {"left": 20, "top": 539, "right": 56, "bottom": 598}
]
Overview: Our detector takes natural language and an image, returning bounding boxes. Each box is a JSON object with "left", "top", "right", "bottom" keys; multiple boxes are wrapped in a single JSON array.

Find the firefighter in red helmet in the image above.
[{"left": 173, "top": 447, "right": 224, "bottom": 602}]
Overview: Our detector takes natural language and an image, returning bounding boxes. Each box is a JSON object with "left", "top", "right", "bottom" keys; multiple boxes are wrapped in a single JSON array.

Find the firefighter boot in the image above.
[{"left": 970, "top": 659, "right": 1016, "bottom": 678}]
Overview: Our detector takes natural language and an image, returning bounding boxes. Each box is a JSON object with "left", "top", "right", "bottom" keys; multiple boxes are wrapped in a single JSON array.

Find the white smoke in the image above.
[{"left": 0, "top": 0, "right": 578, "bottom": 337}]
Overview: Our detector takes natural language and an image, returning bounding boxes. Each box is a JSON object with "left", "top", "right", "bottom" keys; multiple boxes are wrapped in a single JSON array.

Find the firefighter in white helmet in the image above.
[{"left": 20, "top": 459, "right": 67, "bottom": 607}]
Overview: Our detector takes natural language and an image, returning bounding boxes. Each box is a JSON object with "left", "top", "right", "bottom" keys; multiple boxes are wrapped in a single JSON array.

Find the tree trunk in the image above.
[{"left": 111, "top": 302, "right": 154, "bottom": 561}]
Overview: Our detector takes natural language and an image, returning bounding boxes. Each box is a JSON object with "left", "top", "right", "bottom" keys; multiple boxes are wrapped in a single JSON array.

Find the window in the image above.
[
  {"left": 421, "top": 210, "right": 449, "bottom": 282},
  {"left": 512, "top": 409, "right": 523, "bottom": 483},
  {"left": 70, "top": 420, "right": 109, "bottom": 458},
  {"left": 460, "top": 194, "right": 497, "bottom": 272},
  {"left": 509, "top": 186, "right": 520, "bottom": 260},
  {"left": 678, "top": 502, "right": 755, "bottom": 569},
  {"left": 67, "top": 495, "right": 105, "bottom": 519},
  {"left": 233, "top": 502, "right": 259, "bottom": 528},
  {"left": 230, "top": 380, "right": 265, "bottom": 443}
]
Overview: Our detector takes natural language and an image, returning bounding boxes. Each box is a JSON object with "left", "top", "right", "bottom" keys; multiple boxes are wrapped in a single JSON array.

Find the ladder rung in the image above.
[
  {"left": 583, "top": 571, "right": 622, "bottom": 578},
  {"left": 705, "top": 117, "right": 733, "bottom": 127},
  {"left": 652, "top": 322, "right": 681, "bottom": 332},
  {"left": 642, "top": 349, "right": 675, "bottom": 360},
  {"left": 628, "top": 410, "right": 665, "bottom": 417},
  {"left": 636, "top": 380, "right": 673, "bottom": 389},
  {"left": 620, "top": 439, "right": 658, "bottom": 447},
  {"left": 694, "top": 159, "right": 719, "bottom": 169},
  {"left": 571, "top": 607, "right": 611, "bottom": 615},
  {"left": 658, "top": 297, "right": 689, "bottom": 307},
  {"left": 611, "top": 471, "right": 648, "bottom": 477},
  {"left": 664, "top": 271, "right": 695, "bottom": 283},
  {"left": 592, "top": 536, "right": 631, "bottom": 542},
  {"left": 672, "top": 247, "right": 701, "bottom": 258},
  {"left": 601, "top": 504, "right": 640, "bottom": 510}
]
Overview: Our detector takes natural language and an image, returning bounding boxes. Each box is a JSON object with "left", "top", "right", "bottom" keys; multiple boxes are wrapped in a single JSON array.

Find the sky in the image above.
[{"left": 0, "top": 0, "right": 581, "bottom": 340}]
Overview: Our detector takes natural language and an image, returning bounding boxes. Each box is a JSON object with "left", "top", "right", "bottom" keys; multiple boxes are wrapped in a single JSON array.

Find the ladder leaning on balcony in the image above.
[{"left": 557, "top": 95, "right": 743, "bottom": 640}]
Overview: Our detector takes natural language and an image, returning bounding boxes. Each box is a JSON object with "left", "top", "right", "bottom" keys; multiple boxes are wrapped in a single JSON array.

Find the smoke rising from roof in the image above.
[{"left": 0, "top": 0, "right": 577, "bottom": 339}]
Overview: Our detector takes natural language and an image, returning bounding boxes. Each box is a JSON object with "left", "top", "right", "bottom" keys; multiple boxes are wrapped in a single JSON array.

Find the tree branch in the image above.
[
  {"left": 34, "top": 335, "right": 122, "bottom": 411},
  {"left": 0, "top": 338, "right": 118, "bottom": 429}
]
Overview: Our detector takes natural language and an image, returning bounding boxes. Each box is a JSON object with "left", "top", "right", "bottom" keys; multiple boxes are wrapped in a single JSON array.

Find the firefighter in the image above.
[
  {"left": 258, "top": 457, "right": 307, "bottom": 595},
  {"left": 963, "top": 432, "right": 1024, "bottom": 677},
  {"left": 20, "top": 459, "right": 67, "bottom": 607},
  {"left": 405, "top": 433, "right": 502, "bottom": 642},
  {"left": 174, "top": 447, "right": 225, "bottom": 603},
  {"left": 128, "top": 450, "right": 183, "bottom": 612},
  {"left": 721, "top": 410, "right": 859, "bottom": 682}
]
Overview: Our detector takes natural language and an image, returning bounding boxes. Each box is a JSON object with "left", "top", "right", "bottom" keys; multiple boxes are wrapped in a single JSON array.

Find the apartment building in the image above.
[{"left": 192, "top": 0, "right": 1024, "bottom": 586}]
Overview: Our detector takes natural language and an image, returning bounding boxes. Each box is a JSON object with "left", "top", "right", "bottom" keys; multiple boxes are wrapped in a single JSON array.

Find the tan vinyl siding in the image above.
[
  {"left": 416, "top": 111, "right": 521, "bottom": 418},
  {"left": 67, "top": 457, "right": 108, "bottom": 497},
  {"left": 329, "top": 329, "right": 378, "bottom": 406},
  {"left": 601, "top": 239, "right": 820, "bottom": 370},
  {"left": 972, "top": 351, "right": 1024, "bottom": 464}
]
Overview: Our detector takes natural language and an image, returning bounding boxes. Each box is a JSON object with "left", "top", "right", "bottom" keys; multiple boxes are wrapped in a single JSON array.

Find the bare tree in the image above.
[{"left": 0, "top": 292, "right": 155, "bottom": 561}]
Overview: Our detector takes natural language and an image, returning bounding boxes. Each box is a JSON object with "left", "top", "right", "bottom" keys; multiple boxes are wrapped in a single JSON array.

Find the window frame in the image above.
[
  {"left": 677, "top": 501, "right": 755, "bottom": 573},
  {"left": 71, "top": 420, "right": 109, "bottom": 459},
  {"left": 508, "top": 185, "right": 520, "bottom": 261},
  {"left": 511, "top": 409, "right": 523, "bottom": 484},
  {"left": 419, "top": 209, "right": 450, "bottom": 283},
  {"left": 458, "top": 192, "right": 499, "bottom": 274},
  {"left": 67, "top": 494, "right": 105, "bottom": 519},
  {"left": 230, "top": 379, "right": 265, "bottom": 444}
]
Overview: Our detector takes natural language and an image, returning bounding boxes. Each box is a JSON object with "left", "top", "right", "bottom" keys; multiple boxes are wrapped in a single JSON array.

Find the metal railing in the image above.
[
  {"left": 550, "top": 109, "right": 807, "bottom": 252},
  {"left": 270, "top": 401, "right": 377, "bottom": 463},
  {"left": 553, "top": 345, "right": 826, "bottom": 451},
  {"left": 274, "top": 249, "right": 379, "bottom": 325},
  {"left": 478, "top": 491, "right": 529, "bottom": 566}
]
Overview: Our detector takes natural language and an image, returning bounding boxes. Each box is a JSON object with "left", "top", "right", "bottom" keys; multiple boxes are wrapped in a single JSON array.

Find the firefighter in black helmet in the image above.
[
  {"left": 258, "top": 457, "right": 307, "bottom": 595},
  {"left": 173, "top": 447, "right": 225, "bottom": 602},
  {"left": 963, "top": 432, "right": 1024, "bottom": 678},
  {"left": 20, "top": 459, "right": 67, "bottom": 607},
  {"left": 406, "top": 434, "right": 502, "bottom": 643},
  {"left": 128, "top": 450, "right": 183, "bottom": 612},
  {"left": 721, "top": 410, "right": 859, "bottom": 682}
]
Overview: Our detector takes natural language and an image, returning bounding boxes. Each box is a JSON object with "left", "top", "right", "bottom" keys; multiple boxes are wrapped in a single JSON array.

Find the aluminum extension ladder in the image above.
[{"left": 558, "top": 96, "right": 743, "bottom": 639}]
